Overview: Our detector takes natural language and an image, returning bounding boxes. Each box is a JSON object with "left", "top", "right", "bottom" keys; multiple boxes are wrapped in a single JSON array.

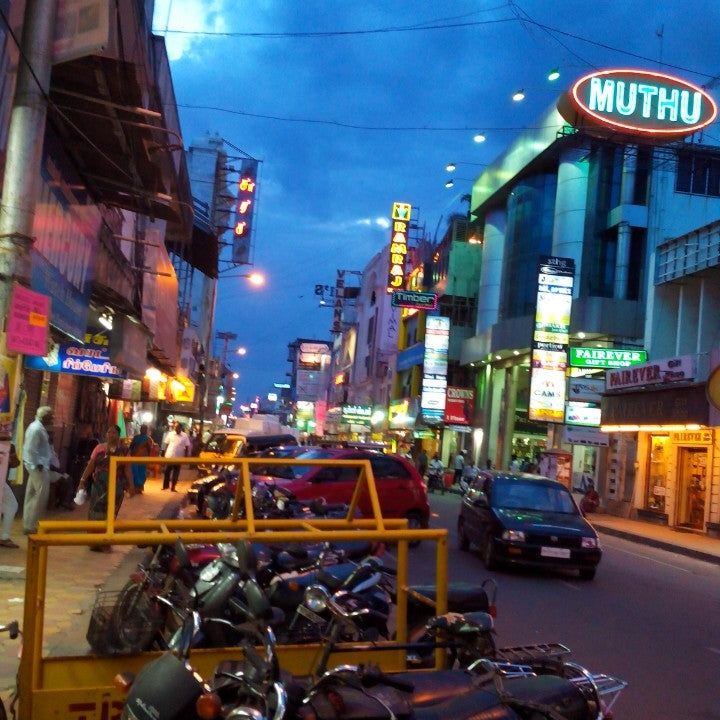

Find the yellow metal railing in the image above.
[{"left": 18, "top": 455, "right": 448, "bottom": 720}]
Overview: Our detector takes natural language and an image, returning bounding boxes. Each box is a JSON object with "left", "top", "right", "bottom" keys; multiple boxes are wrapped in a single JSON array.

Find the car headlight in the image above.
[
  {"left": 581, "top": 536, "right": 599, "bottom": 549},
  {"left": 502, "top": 529, "right": 525, "bottom": 542}
]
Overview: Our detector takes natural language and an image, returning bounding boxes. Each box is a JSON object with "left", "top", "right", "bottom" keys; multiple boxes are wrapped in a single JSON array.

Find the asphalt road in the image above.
[{"left": 403, "top": 492, "right": 720, "bottom": 720}]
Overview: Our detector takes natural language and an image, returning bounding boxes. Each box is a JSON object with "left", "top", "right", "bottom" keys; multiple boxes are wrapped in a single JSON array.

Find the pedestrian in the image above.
[
  {"left": 47, "top": 431, "right": 74, "bottom": 510},
  {"left": 0, "top": 443, "right": 20, "bottom": 548},
  {"left": 416, "top": 447, "right": 428, "bottom": 478},
  {"left": 129, "top": 424, "right": 153, "bottom": 495},
  {"left": 77, "top": 424, "right": 132, "bottom": 552},
  {"left": 453, "top": 450, "right": 465, "bottom": 486},
  {"left": 22, "top": 406, "right": 54, "bottom": 534},
  {"left": 463, "top": 459, "right": 479, "bottom": 488},
  {"left": 510, "top": 454, "right": 521, "bottom": 472},
  {"left": 163, "top": 421, "right": 191, "bottom": 492}
]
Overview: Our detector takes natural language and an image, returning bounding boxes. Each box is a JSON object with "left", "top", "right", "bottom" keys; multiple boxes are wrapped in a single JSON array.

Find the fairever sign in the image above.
[
  {"left": 528, "top": 256, "right": 575, "bottom": 422},
  {"left": 606, "top": 355, "right": 695, "bottom": 390}
]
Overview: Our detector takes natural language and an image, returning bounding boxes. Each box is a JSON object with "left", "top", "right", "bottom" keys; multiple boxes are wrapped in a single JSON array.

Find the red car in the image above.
[{"left": 254, "top": 447, "right": 430, "bottom": 529}]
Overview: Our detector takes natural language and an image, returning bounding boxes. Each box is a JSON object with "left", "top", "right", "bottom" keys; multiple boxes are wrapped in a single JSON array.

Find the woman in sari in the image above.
[
  {"left": 78, "top": 425, "right": 132, "bottom": 552},
  {"left": 129, "top": 423, "right": 153, "bottom": 495}
]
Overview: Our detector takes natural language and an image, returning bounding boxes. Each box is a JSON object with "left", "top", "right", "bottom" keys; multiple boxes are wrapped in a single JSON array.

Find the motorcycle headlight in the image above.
[
  {"left": 304, "top": 586, "right": 327, "bottom": 613},
  {"left": 501, "top": 530, "right": 525, "bottom": 542},
  {"left": 581, "top": 536, "right": 599, "bottom": 549}
]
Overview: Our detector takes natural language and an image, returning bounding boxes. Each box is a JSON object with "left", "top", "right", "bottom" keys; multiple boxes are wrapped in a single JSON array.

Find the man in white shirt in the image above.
[
  {"left": 162, "top": 422, "right": 191, "bottom": 492},
  {"left": 22, "top": 406, "right": 54, "bottom": 533}
]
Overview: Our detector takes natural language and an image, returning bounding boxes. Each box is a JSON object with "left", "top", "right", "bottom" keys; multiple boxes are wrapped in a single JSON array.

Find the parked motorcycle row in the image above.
[{"left": 116, "top": 540, "right": 627, "bottom": 720}]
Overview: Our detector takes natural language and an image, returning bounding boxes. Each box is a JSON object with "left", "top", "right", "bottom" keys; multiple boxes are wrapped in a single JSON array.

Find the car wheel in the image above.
[
  {"left": 578, "top": 567, "right": 597, "bottom": 581},
  {"left": 406, "top": 511, "right": 424, "bottom": 548},
  {"left": 483, "top": 534, "right": 498, "bottom": 571},
  {"left": 457, "top": 518, "right": 470, "bottom": 552}
]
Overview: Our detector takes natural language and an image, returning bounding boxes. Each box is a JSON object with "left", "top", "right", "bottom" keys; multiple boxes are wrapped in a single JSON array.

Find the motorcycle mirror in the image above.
[{"left": 174, "top": 538, "right": 192, "bottom": 570}]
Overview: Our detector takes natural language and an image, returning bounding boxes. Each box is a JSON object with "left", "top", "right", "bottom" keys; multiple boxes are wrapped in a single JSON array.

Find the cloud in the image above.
[{"left": 153, "top": 0, "right": 229, "bottom": 61}]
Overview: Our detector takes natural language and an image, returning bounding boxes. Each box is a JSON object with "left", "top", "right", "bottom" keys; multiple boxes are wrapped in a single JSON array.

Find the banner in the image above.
[
  {"left": 528, "top": 256, "right": 575, "bottom": 422},
  {"left": 6, "top": 284, "right": 50, "bottom": 356},
  {"left": 444, "top": 387, "right": 475, "bottom": 425}
]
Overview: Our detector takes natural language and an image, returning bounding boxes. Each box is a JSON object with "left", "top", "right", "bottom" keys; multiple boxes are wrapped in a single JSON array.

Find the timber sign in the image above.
[{"left": 560, "top": 69, "right": 717, "bottom": 137}]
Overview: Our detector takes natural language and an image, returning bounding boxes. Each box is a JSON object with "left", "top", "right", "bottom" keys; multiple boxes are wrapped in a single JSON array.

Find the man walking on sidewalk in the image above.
[
  {"left": 162, "top": 422, "right": 191, "bottom": 492},
  {"left": 22, "top": 406, "right": 54, "bottom": 534}
]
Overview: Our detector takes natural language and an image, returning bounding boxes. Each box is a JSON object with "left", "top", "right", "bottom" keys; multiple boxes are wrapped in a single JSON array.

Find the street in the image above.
[{"left": 407, "top": 493, "right": 720, "bottom": 720}]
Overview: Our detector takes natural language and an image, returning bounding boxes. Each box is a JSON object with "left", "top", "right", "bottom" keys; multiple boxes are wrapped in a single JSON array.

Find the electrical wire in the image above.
[{"left": 175, "top": 104, "right": 563, "bottom": 132}]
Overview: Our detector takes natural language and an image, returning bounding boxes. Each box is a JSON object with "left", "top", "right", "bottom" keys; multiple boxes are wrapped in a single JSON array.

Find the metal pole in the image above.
[{"left": 0, "top": 0, "right": 57, "bottom": 319}]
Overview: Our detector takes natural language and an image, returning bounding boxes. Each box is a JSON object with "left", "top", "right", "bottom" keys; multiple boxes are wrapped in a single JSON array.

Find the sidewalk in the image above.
[
  {"left": 589, "top": 513, "right": 720, "bottom": 565},
  {"left": 0, "top": 471, "right": 191, "bottom": 699}
]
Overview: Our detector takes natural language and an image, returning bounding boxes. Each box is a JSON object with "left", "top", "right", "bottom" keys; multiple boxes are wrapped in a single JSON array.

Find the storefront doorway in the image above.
[{"left": 676, "top": 447, "right": 708, "bottom": 531}]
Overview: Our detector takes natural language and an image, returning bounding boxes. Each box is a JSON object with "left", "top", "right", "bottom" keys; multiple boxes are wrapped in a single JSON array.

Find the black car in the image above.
[{"left": 457, "top": 473, "right": 602, "bottom": 580}]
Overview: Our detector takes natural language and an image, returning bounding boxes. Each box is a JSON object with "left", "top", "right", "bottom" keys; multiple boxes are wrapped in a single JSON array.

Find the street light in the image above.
[
  {"left": 512, "top": 89, "right": 526, "bottom": 102},
  {"left": 232, "top": 372, "right": 239, "bottom": 379},
  {"left": 446, "top": 162, "right": 457, "bottom": 172},
  {"left": 473, "top": 133, "right": 486, "bottom": 143},
  {"left": 220, "top": 270, "right": 266, "bottom": 285},
  {"left": 236, "top": 347, "right": 247, "bottom": 356},
  {"left": 547, "top": 68, "right": 560, "bottom": 82}
]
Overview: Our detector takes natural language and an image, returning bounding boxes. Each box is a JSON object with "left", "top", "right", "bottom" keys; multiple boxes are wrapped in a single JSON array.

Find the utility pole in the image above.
[
  {"left": 216, "top": 331, "right": 238, "bottom": 370},
  {"left": 0, "top": 0, "right": 57, "bottom": 321}
]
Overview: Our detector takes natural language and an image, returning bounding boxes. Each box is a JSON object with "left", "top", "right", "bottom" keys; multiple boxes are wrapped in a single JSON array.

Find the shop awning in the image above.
[{"left": 49, "top": 53, "right": 193, "bottom": 243}]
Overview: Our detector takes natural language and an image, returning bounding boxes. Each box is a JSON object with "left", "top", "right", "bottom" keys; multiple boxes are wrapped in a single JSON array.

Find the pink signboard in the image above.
[{"left": 6, "top": 283, "right": 50, "bottom": 356}]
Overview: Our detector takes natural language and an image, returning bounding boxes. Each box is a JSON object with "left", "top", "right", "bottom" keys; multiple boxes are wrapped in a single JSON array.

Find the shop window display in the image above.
[{"left": 647, "top": 435, "right": 668, "bottom": 514}]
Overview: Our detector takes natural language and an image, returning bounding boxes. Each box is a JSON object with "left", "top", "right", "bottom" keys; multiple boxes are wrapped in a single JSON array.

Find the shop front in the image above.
[{"left": 601, "top": 379, "right": 717, "bottom": 533}]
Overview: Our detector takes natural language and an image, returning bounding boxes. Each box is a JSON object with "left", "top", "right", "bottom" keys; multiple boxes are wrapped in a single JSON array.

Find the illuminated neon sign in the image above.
[
  {"left": 386, "top": 201, "right": 411, "bottom": 293},
  {"left": 562, "top": 69, "right": 717, "bottom": 137},
  {"left": 233, "top": 158, "right": 259, "bottom": 263}
]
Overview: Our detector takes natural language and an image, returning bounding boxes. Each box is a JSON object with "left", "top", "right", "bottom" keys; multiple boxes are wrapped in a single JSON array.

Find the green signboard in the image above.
[
  {"left": 341, "top": 404, "right": 372, "bottom": 427},
  {"left": 569, "top": 347, "right": 647, "bottom": 369},
  {"left": 391, "top": 290, "right": 438, "bottom": 311}
]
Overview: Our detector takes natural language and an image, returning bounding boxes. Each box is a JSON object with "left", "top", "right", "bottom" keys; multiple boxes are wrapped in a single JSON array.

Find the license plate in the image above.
[
  {"left": 540, "top": 546, "right": 571, "bottom": 559},
  {"left": 297, "top": 604, "right": 324, "bottom": 625}
]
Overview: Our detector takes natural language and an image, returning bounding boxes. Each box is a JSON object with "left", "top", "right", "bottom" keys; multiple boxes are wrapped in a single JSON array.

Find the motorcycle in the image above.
[
  {"left": 426, "top": 469, "right": 445, "bottom": 494},
  {"left": 0, "top": 621, "right": 20, "bottom": 720},
  {"left": 118, "top": 580, "right": 627, "bottom": 720}
]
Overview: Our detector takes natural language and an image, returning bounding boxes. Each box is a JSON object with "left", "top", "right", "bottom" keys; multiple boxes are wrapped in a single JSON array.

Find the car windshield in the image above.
[
  {"left": 259, "top": 448, "right": 336, "bottom": 479},
  {"left": 493, "top": 479, "right": 578, "bottom": 514}
]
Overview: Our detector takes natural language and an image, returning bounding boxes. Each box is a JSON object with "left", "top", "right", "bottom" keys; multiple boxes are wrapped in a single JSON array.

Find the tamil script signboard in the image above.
[
  {"left": 341, "top": 404, "right": 372, "bottom": 427},
  {"left": 391, "top": 290, "right": 438, "bottom": 311},
  {"left": 570, "top": 347, "right": 647, "bottom": 369},
  {"left": 528, "top": 256, "right": 575, "bottom": 423},
  {"left": 232, "top": 158, "right": 258, "bottom": 264}
]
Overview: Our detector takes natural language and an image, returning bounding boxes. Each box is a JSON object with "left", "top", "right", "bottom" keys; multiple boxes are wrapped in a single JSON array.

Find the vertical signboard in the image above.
[
  {"left": 295, "top": 341, "right": 332, "bottom": 402},
  {"left": 232, "top": 158, "right": 258, "bottom": 264},
  {"left": 386, "top": 202, "right": 411, "bottom": 293},
  {"left": 421, "top": 316, "right": 450, "bottom": 421},
  {"left": 445, "top": 387, "right": 475, "bottom": 425},
  {"left": 528, "top": 256, "right": 575, "bottom": 423}
]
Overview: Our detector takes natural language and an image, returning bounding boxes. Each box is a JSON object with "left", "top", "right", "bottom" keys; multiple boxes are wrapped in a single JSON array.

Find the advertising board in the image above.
[
  {"left": 421, "top": 316, "right": 450, "bottom": 420},
  {"left": 528, "top": 257, "right": 574, "bottom": 423}
]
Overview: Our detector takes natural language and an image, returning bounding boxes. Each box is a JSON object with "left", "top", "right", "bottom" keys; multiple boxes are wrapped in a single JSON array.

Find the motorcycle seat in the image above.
[
  {"left": 408, "top": 583, "right": 489, "bottom": 613},
  {"left": 389, "top": 670, "right": 480, "bottom": 707}
]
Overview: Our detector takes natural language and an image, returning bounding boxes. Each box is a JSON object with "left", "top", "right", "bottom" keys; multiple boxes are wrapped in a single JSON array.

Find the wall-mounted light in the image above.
[
  {"left": 98, "top": 312, "right": 113, "bottom": 331},
  {"left": 473, "top": 133, "right": 486, "bottom": 143},
  {"left": 445, "top": 179, "right": 455, "bottom": 188},
  {"left": 547, "top": 68, "right": 560, "bottom": 82},
  {"left": 512, "top": 89, "right": 525, "bottom": 102},
  {"left": 446, "top": 162, "right": 457, "bottom": 172}
]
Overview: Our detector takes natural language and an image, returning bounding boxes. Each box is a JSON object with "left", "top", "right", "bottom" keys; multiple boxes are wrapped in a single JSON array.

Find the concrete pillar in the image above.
[
  {"left": 479, "top": 363, "right": 493, "bottom": 464},
  {"left": 488, "top": 367, "right": 505, "bottom": 470},
  {"left": 614, "top": 147, "right": 637, "bottom": 300},
  {"left": 476, "top": 209, "right": 506, "bottom": 334},
  {"left": 697, "top": 277, "right": 720, "bottom": 357},
  {"left": 620, "top": 145, "right": 637, "bottom": 204},
  {"left": 501, "top": 365, "right": 519, "bottom": 470},
  {"left": 614, "top": 221, "right": 631, "bottom": 299},
  {"left": 552, "top": 147, "right": 590, "bottom": 289},
  {"left": 0, "top": 0, "right": 58, "bottom": 319},
  {"left": 675, "top": 283, "right": 699, "bottom": 357}
]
